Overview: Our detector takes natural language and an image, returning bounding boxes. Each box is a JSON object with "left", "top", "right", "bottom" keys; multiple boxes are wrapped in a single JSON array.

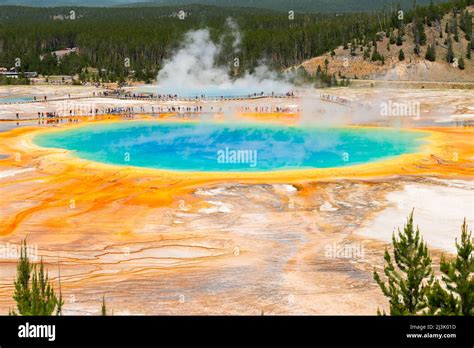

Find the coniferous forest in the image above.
[{"left": 0, "top": 0, "right": 472, "bottom": 82}]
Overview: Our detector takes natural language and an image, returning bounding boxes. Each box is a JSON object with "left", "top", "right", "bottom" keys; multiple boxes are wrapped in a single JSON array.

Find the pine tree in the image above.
[
  {"left": 371, "top": 47, "right": 382, "bottom": 61},
  {"left": 453, "top": 17, "right": 459, "bottom": 42},
  {"left": 428, "top": 219, "right": 473, "bottom": 315},
  {"left": 446, "top": 38, "right": 454, "bottom": 63},
  {"left": 374, "top": 211, "right": 434, "bottom": 315},
  {"left": 443, "top": 219, "right": 473, "bottom": 315},
  {"left": 427, "top": 281, "right": 460, "bottom": 315},
  {"left": 316, "top": 65, "right": 322, "bottom": 77},
  {"left": 425, "top": 45, "right": 436, "bottom": 62},
  {"left": 10, "top": 240, "right": 32, "bottom": 316},
  {"left": 101, "top": 295, "right": 107, "bottom": 316},
  {"left": 413, "top": 17, "right": 427, "bottom": 46},
  {"left": 414, "top": 43, "right": 420, "bottom": 56},
  {"left": 467, "top": 43, "right": 471, "bottom": 59},
  {"left": 399, "top": 49, "right": 405, "bottom": 61},
  {"left": 458, "top": 57, "right": 465, "bottom": 70},
  {"left": 10, "top": 239, "right": 63, "bottom": 316},
  {"left": 396, "top": 32, "right": 403, "bottom": 46},
  {"left": 363, "top": 48, "right": 370, "bottom": 60}
]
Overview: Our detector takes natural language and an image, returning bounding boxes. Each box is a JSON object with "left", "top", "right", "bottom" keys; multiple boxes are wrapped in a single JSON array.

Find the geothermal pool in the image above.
[
  {"left": 0, "top": 96, "right": 34, "bottom": 104},
  {"left": 34, "top": 122, "right": 426, "bottom": 172}
]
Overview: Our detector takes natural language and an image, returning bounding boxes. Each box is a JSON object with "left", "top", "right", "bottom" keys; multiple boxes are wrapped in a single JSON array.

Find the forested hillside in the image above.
[
  {"left": 0, "top": 0, "right": 471, "bottom": 83},
  {"left": 299, "top": 5, "right": 474, "bottom": 84},
  {"left": 0, "top": 0, "right": 451, "bottom": 13},
  {"left": 120, "top": 0, "right": 449, "bottom": 13}
]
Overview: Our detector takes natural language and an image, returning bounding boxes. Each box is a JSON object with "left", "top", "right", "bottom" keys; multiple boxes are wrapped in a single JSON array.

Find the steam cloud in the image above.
[{"left": 156, "top": 19, "right": 293, "bottom": 97}]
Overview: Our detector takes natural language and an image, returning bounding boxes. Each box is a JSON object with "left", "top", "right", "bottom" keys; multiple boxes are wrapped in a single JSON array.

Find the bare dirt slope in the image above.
[{"left": 300, "top": 6, "right": 474, "bottom": 83}]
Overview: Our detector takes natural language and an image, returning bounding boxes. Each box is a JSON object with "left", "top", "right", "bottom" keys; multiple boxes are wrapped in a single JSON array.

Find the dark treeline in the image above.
[
  {"left": 120, "top": 0, "right": 450, "bottom": 13},
  {"left": 0, "top": 0, "right": 471, "bottom": 83},
  {"left": 1, "top": 0, "right": 452, "bottom": 13}
]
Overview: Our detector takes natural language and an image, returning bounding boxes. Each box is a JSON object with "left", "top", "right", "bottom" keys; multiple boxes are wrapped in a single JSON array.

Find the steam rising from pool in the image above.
[{"left": 153, "top": 19, "right": 293, "bottom": 97}]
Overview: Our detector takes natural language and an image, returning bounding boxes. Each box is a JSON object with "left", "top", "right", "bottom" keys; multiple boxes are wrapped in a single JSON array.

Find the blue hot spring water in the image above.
[
  {"left": 0, "top": 96, "right": 34, "bottom": 103},
  {"left": 34, "top": 122, "right": 426, "bottom": 172}
]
